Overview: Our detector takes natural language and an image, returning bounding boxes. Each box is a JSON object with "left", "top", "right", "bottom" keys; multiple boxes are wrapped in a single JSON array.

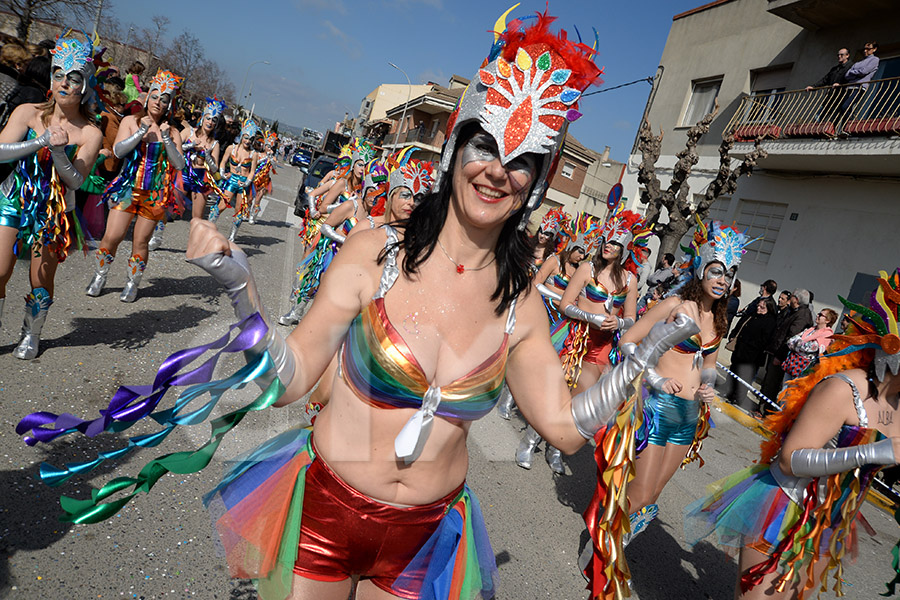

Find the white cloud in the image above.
[{"left": 320, "top": 20, "right": 362, "bottom": 60}]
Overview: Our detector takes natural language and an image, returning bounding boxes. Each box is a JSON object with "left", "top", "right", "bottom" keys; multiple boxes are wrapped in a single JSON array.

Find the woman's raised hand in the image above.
[{"left": 186, "top": 218, "right": 231, "bottom": 260}]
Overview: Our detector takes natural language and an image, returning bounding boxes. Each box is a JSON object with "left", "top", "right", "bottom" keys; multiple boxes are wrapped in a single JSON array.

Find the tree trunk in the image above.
[{"left": 16, "top": 14, "right": 31, "bottom": 40}]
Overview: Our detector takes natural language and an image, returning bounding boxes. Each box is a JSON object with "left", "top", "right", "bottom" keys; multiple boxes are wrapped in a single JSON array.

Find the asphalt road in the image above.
[{"left": 0, "top": 164, "right": 896, "bottom": 599}]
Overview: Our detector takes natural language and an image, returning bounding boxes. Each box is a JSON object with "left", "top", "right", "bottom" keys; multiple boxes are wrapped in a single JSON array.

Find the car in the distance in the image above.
[
  {"left": 294, "top": 156, "right": 337, "bottom": 217},
  {"left": 290, "top": 148, "right": 312, "bottom": 168}
]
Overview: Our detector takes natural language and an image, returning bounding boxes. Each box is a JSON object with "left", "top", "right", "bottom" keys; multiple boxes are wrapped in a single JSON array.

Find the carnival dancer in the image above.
[
  {"left": 85, "top": 69, "right": 185, "bottom": 303},
  {"left": 148, "top": 97, "right": 224, "bottom": 250},
  {"left": 0, "top": 32, "right": 102, "bottom": 359},
  {"left": 278, "top": 140, "right": 372, "bottom": 326},
  {"left": 621, "top": 219, "right": 752, "bottom": 545},
  {"left": 558, "top": 204, "right": 648, "bottom": 392},
  {"left": 684, "top": 269, "right": 900, "bottom": 600},
  {"left": 18, "top": 12, "right": 704, "bottom": 600},
  {"left": 248, "top": 131, "right": 277, "bottom": 225},
  {"left": 514, "top": 210, "right": 594, "bottom": 472},
  {"left": 215, "top": 118, "right": 258, "bottom": 241}
]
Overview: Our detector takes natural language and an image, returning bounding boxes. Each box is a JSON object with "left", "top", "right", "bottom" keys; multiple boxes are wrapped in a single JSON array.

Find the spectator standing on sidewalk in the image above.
[
  {"left": 727, "top": 296, "right": 777, "bottom": 411},
  {"left": 726, "top": 279, "right": 741, "bottom": 332},
  {"left": 728, "top": 278, "right": 777, "bottom": 340},
  {"left": 760, "top": 289, "right": 815, "bottom": 408},
  {"left": 781, "top": 307, "right": 837, "bottom": 384}
]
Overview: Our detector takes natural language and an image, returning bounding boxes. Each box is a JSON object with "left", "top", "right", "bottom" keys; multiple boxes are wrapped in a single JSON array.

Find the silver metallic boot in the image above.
[
  {"left": 207, "top": 202, "right": 220, "bottom": 223},
  {"left": 148, "top": 220, "right": 165, "bottom": 251},
  {"left": 496, "top": 383, "right": 515, "bottom": 420},
  {"left": 545, "top": 445, "right": 566, "bottom": 475},
  {"left": 86, "top": 248, "right": 114, "bottom": 297},
  {"left": 120, "top": 255, "right": 146, "bottom": 303},
  {"left": 12, "top": 287, "right": 52, "bottom": 360},
  {"left": 515, "top": 425, "right": 543, "bottom": 469},
  {"left": 622, "top": 503, "right": 659, "bottom": 547},
  {"left": 278, "top": 300, "right": 308, "bottom": 326},
  {"left": 228, "top": 219, "right": 241, "bottom": 242}
]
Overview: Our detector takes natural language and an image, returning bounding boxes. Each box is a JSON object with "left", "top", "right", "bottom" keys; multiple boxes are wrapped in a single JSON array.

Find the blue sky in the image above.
[{"left": 114, "top": 0, "right": 705, "bottom": 161}]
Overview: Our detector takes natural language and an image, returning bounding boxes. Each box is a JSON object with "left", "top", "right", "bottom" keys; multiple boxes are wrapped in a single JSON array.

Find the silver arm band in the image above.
[
  {"left": 0, "top": 130, "right": 50, "bottom": 163},
  {"left": 205, "top": 151, "right": 218, "bottom": 174},
  {"left": 49, "top": 145, "right": 84, "bottom": 189},
  {"left": 181, "top": 140, "right": 196, "bottom": 152},
  {"left": 160, "top": 130, "right": 186, "bottom": 170},
  {"left": 643, "top": 367, "right": 670, "bottom": 391},
  {"left": 701, "top": 368, "right": 717, "bottom": 387},
  {"left": 535, "top": 283, "right": 562, "bottom": 303},
  {"left": 320, "top": 224, "right": 346, "bottom": 244},
  {"left": 790, "top": 438, "right": 895, "bottom": 478},
  {"left": 571, "top": 313, "right": 699, "bottom": 438},
  {"left": 616, "top": 317, "right": 635, "bottom": 332},
  {"left": 188, "top": 250, "right": 296, "bottom": 389},
  {"left": 563, "top": 304, "right": 606, "bottom": 328},
  {"left": 325, "top": 201, "right": 341, "bottom": 212},
  {"left": 114, "top": 124, "right": 148, "bottom": 158}
]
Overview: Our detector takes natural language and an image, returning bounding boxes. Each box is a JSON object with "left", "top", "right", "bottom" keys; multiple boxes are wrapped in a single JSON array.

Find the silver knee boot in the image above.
[
  {"left": 228, "top": 219, "right": 241, "bottom": 242},
  {"left": 120, "top": 255, "right": 146, "bottom": 303},
  {"left": 496, "top": 383, "right": 515, "bottom": 420},
  {"left": 207, "top": 202, "right": 220, "bottom": 223},
  {"left": 12, "top": 287, "right": 52, "bottom": 360},
  {"left": 148, "top": 220, "right": 165, "bottom": 251},
  {"left": 515, "top": 425, "right": 543, "bottom": 469},
  {"left": 86, "top": 248, "right": 114, "bottom": 297},
  {"left": 278, "top": 300, "right": 308, "bottom": 326},
  {"left": 545, "top": 445, "right": 566, "bottom": 475}
]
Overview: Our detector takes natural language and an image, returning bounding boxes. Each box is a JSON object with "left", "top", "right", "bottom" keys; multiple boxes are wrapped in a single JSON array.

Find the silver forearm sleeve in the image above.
[
  {"left": 325, "top": 201, "right": 341, "bottom": 212},
  {"left": 49, "top": 146, "right": 84, "bottom": 189},
  {"left": 643, "top": 367, "right": 669, "bottom": 391},
  {"left": 563, "top": 303, "right": 606, "bottom": 328},
  {"left": 571, "top": 313, "right": 699, "bottom": 438},
  {"left": 0, "top": 130, "right": 50, "bottom": 163},
  {"left": 188, "top": 250, "right": 296, "bottom": 388},
  {"left": 790, "top": 438, "right": 895, "bottom": 478},
  {"left": 114, "top": 124, "right": 148, "bottom": 158},
  {"left": 205, "top": 152, "right": 218, "bottom": 174},
  {"left": 161, "top": 131, "right": 186, "bottom": 170},
  {"left": 181, "top": 140, "right": 195, "bottom": 152},
  {"left": 535, "top": 283, "right": 562, "bottom": 303},
  {"left": 701, "top": 368, "right": 717, "bottom": 387},
  {"left": 616, "top": 317, "right": 635, "bottom": 332},
  {"left": 320, "top": 224, "right": 346, "bottom": 244}
]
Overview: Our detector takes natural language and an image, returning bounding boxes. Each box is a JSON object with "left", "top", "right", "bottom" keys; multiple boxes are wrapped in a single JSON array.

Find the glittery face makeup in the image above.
[
  {"left": 706, "top": 265, "right": 726, "bottom": 281},
  {"left": 704, "top": 263, "right": 729, "bottom": 297},
  {"left": 461, "top": 133, "right": 537, "bottom": 177}
]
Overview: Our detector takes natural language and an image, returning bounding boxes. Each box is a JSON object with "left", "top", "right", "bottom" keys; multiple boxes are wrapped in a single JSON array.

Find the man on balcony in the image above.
[
  {"left": 805, "top": 48, "right": 851, "bottom": 91},
  {"left": 837, "top": 42, "right": 880, "bottom": 133}
]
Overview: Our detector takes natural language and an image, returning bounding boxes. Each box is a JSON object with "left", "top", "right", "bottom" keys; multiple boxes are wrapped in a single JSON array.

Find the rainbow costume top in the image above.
[
  {"left": 0, "top": 128, "right": 80, "bottom": 260},
  {"left": 673, "top": 332, "right": 721, "bottom": 369},
  {"left": 339, "top": 226, "right": 515, "bottom": 464},
  {"left": 582, "top": 267, "right": 631, "bottom": 313}
]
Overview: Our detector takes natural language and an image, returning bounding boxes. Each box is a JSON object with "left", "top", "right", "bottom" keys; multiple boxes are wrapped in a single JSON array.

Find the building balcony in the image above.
[
  {"left": 767, "top": 0, "right": 892, "bottom": 30},
  {"left": 725, "top": 77, "right": 900, "bottom": 175}
]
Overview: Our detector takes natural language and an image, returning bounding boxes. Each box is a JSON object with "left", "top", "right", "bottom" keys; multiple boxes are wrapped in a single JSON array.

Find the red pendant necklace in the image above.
[{"left": 437, "top": 238, "right": 495, "bottom": 275}]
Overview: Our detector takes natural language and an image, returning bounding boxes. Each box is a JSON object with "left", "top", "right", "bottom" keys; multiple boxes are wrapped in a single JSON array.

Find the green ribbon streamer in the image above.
[
  {"left": 58, "top": 354, "right": 285, "bottom": 524},
  {"left": 880, "top": 505, "right": 900, "bottom": 596}
]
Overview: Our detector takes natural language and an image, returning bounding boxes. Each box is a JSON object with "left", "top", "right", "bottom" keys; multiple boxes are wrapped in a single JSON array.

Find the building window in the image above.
[
  {"left": 701, "top": 195, "right": 731, "bottom": 222},
  {"left": 745, "top": 66, "right": 791, "bottom": 123},
  {"left": 682, "top": 77, "right": 722, "bottom": 127},
  {"left": 733, "top": 199, "right": 787, "bottom": 265},
  {"left": 561, "top": 162, "right": 575, "bottom": 179}
]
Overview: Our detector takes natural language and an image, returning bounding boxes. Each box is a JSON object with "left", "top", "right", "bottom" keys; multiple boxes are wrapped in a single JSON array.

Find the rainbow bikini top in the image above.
[
  {"left": 582, "top": 266, "right": 631, "bottom": 312},
  {"left": 340, "top": 226, "right": 515, "bottom": 463},
  {"left": 673, "top": 331, "right": 721, "bottom": 369},
  {"left": 227, "top": 151, "right": 253, "bottom": 171}
]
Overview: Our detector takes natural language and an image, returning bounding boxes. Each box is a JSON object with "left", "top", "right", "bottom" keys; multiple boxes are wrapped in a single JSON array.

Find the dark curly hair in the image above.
[
  {"left": 677, "top": 276, "right": 729, "bottom": 337},
  {"left": 384, "top": 123, "right": 536, "bottom": 315}
]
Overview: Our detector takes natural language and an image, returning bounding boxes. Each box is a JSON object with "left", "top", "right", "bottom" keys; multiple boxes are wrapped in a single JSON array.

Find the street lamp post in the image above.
[
  {"left": 389, "top": 62, "right": 411, "bottom": 148},
  {"left": 239, "top": 60, "right": 270, "bottom": 108}
]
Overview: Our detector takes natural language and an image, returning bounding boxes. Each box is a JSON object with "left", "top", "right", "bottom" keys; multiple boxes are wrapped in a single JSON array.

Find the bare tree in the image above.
[
  {"left": 8, "top": 0, "right": 97, "bottom": 40},
  {"left": 637, "top": 102, "right": 768, "bottom": 258},
  {"left": 158, "top": 30, "right": 236, "bottom": 108}
]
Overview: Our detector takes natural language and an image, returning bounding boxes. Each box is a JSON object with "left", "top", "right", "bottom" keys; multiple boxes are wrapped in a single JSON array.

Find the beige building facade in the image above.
[{"left": 621, "top": 0, "right": 900, "bottom": 309}]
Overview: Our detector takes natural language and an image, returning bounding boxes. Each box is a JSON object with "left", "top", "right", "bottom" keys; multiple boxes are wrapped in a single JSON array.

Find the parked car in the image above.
[
  {"left": 294, "top": 156, "right": 337, "bottom": 217},
  {"left": 290, "top": 148, "right": 312, "bottom": 168}
]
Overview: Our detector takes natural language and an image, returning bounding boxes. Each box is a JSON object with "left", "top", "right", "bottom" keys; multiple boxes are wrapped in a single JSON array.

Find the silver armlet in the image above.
[
  {"left": 49, "top": 146, "right": 84, "bottom": 189},
  {"left": 320, "top": 224, "right": 346, "bottom": 244},
  {"left": 160, "top": 130, "right": 186, "bottom": 170},
  {"left": 790, "top": 438, "right": 895, "bottom": 477},
  {"left": 563, "top": 304, "right": 605, "bottom": 328},
  {"left": 0, "top": 130, "right": 50, "bottom": 163},
  {"left": 114, "top": 124, "right": 148, "bottom": 158},
  {"left": 535, "top": 283, "right": 562, "bottom": 303},
  {"left": 617, "top": 317, "right": 635, "bottom": 332}
]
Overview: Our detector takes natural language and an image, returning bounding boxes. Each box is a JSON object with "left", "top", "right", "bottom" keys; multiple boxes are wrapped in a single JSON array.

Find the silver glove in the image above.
[
  {"left": 535, "top": 282, "right": 562, "bottom": 303},
  {"left": 320, "top": 224, "right": 346, "bottom": 244},
  {"left": 0, "top": 130, "right": 50, "bottom": 163},
  {"left": 205, "top": 151, "right": 218, "bottom": 174},
  {"left": 790, "top": 438, "right": 895, "bottom": 478},
  {"left": 325, "top": 201, "right": 341, "bottom": 212},
  {"left": 571, "top": 313, "right": 700, "bottom": 438},
  {"left": 114, "top": 123, "right": 148, "bottom": 158},
  {"left": 181, "top": 140, "right": 196, "bottom": 152},
  {"left": 643, "top": 366, "right": 670, "bottom": 391},
  {"left": 49, "top": 145, "right": 84, "bottom": 189},
  {"left": 563, "top": 303, "right": 606, "bottom": 329},
  {"left": 160, "top": 129, "right": 186, "bottom": 170},
  {"left": 188, "top": 249, "right": 295, "bottom": 389}
]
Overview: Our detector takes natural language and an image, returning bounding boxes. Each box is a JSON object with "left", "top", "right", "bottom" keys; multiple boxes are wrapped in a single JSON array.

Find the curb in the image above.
[{"left": 711, "top": 396, "right": 897, "bottom": 515}]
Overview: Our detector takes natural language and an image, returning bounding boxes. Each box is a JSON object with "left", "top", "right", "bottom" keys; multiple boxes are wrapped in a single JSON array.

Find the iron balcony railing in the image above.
[
  {"left": 403, "top": 128, "right": 440, "bottom": 146},
  {"left": 725, "top": 76, "right": 900, "bottom": 141}
]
